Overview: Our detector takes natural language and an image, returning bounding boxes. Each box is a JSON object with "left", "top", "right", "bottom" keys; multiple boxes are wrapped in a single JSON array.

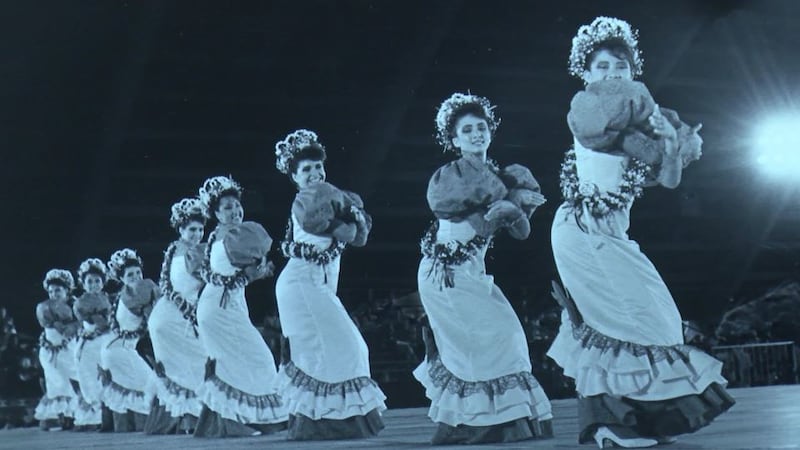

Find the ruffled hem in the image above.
[
  {"left": 431, "top": 417, "right": 554, "bottom": 445},
  {"left": 34, "top": 395, "right": 75, "bottom": 420},
  {"left": 99, "top": 368, "right": 152, "bottom": 414},
  {"left": 194, "top": 405, "right": 286, "bottom": 438},
  {"left": 153, "top": 373, "right": 203, "bottom": 417},
  {"left": 73, "top": 398, "right": 102, "bottom": 426},
  {"left": 547, "top": 315, "right": 728, "bottom": 400},
  {"left": 144, "top": 401, "right": 181, "bottom": 435},
  {"left": 197, "top": 367, "right": 288, "bottom": 424},
  {"left": 287, "top": 409, "right": 385, "bottom": 441},
  {"left": 577, "top": 383, "right": 735, "bottom": 443},
  {"left": 276, "top": 361, "right": 387, "bottom": 420},
  {"left": 413, "top": 355, "right": 552, "bottom": 427}
]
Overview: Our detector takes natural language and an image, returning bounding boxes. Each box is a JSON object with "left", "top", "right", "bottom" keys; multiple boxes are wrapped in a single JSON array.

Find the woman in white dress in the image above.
[
  {"left": 274, "top": 129, "right": 387, "bottom": 440},
  {"left": 546, "top": 17, "right": 734, "bottom": 448},
  {"left": 414, "top": 93, "right": 553, "bottom": 445},
  {"left": 101, "top": 248, "right": 159, "bottom": 432},
  {"left": 144, "top": 198, "right": 207, "bottom": 434},
  {"left": 34, "top": 269, "right": 79, "bottom": 431},
  {"left": 193, "top": 175, "right": 288, "bottom": 437},
  {"left": 72, "top": 258, "right": 114, "bottom": 430}
]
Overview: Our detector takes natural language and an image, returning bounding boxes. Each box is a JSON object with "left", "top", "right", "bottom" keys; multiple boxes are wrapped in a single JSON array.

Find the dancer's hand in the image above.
[
  {"left": 244, "top": 257, "right": 273, "bottom": 281},
  {"left": 649, "top": 105, "right": 678, "bottom": 157},
  {"left": 682, "top": 123, "right": 704, "bottom": 164},
  {"left": 350, "top": 206, "right": 367, "bottom": 224},
  {"left": 518, "top": 190, "right": 547, "bottom": 207},
  {"left": 263, "top": 260, "right": 276, "bottom": 278},
  {"left": 484, "top": 200, "right": 520, "bottom": 222}
]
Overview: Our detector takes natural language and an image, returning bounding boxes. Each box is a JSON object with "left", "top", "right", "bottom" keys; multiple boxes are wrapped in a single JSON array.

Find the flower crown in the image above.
[
  {"left": 107, "top": 248, "right": 143, "bottom": 280},
  {"left": 275, "top": 129, "right": 326, "bottom": 175},
  {"left": 198, "top": 176, "right": 242, "bottom": 218},
  {"left": 435, "top": 92, "right": 500, "bottom": 153},
  {"left": 169, "top": 197, "right": 206, "bottom": 229},
  {"left": 568, "top": 16, "right": 643, "bottom": 79},
  {"left": 78, "top": 258, "right": 107, "bottom": 284},
  {"left": 43, "top": 269, "right": 75, "bottom": 291}
]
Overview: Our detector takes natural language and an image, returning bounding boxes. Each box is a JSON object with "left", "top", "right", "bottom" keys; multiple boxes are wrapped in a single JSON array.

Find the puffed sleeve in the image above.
[
  {"left": 341, "top": 190, "right": 372, "bottom": 247},
  {"left": 292, "top": 182, "right": 354, "bottom": 239},
  {"left": 466, "top": 199, "right": 530, "bottom": 239},
  {"left": 223, "top": 221, "right": 272, "bottom": 268},
  {"left": 74, "top": 293, "right": 111, "bottom": 324},
  {"left": 426, "top": 158, "right": 508, "bottom": 221},
  {"left": 568, "top": 79, "right": 659, "bottom": 157},
  {"left": 498, "top": 164, "right": 544, "bottom": 216},
  {"left": 184, "top": 243, "right": 207, "bottom": 280},
  {"left": 51, "top": 301, "right": 75, "bottom": 323},
  {"left": 36, "top": 302, "right": 55, "bottom": 329},
  {"left": 120, "top": 278, "right": 159, "bottom": 313},
  {"left": 621, "top": 106, "right": 703, "bottom": 183}
]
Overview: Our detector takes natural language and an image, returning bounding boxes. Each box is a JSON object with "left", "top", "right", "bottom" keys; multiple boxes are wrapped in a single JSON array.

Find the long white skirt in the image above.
[
  {"left": 148, "top": 297, "right": 204, "bottom": 417},
  {"left": 414, "top": 254, "right": 552, "bottom": 427},
  {"left": 547, "top": 205, "right": 728, "bottom": 400},
  {"left": 73, "top": 330, "right": 113, "bottom": 425},
  {"left": 99, "top": 335, "right": 155, "bottom": 414},
  {"left": 275, "top": 257, "right": 386, "bottom": 420},
  {"left": 35, "top": 332, "right": 78, "bottom": 421},
  {"left": 196, "top": 284, "right": 288, "bottom": 424}
]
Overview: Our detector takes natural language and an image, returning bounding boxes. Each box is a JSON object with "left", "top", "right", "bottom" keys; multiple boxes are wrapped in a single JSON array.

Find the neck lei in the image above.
[
  {"left": 159, "top": 241, "right": 199, "bottom": 333},
  {"left": 559, "top": 147, "right": 652, "bottom": 219}
]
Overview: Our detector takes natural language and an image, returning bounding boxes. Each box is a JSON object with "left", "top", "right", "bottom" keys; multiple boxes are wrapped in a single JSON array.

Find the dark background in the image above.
[{"left": 2, "top": 0, "right": 799, "bottom": 337}]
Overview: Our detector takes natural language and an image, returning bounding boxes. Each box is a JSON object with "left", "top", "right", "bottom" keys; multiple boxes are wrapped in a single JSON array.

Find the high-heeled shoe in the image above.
[{"left": 594, "top": 426, "right": 658, "bottom": 448}]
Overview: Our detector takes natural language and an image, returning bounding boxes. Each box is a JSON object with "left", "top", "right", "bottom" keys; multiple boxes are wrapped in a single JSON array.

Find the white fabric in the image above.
[
  {"left": 35, "top": 328, "right": 78, "bottom": 420},
  {"left": 548, "top": 145, "right": 728, "bottom": 400},
  {"left": 275, "top": 214, "right": 387, "bottom": 419},
  {"left": 100, "top": 301, "right": 155, "bottom": 414},
  {"left": 415, "top": 218, "right": 552, "bottom": 426},
  {"left": 147, "top": 253, "right": 205, "bottom": 417},
  {"left": 196, "top": 239, "right": 288, "bottom": 424},
  {"left": 73, "top": 326, "right": 113, "bottom": 425}
]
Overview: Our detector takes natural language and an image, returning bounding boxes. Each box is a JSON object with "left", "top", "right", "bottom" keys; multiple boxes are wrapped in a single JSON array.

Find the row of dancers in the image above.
[{"left": 32, "top": 17, "right": 734, "bottom": 448}]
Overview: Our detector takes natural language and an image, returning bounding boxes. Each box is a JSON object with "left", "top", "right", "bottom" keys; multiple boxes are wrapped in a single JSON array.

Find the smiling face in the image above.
[
  {"left": 82, "top": 273, "right": 104, "bottom": 294},
  {"left": 121, "top": 265, "right": 143, "bottom": 288},
  {"left": 451, "top": 113, "right": 491, "bottom": 157},
  {"left": 179, "top": 220, "right": 204, "bottom": 246},
  {"left": 214, "top": 196, "right": 244, "bottom": 225},
  {"left": 583, "top": 48, "right": 633, "bottom": 84},
  {"left": 291, "top": 159, "right": 326, "bottom": 190},
  {"left": 47, "top": 284, "right": 68, "bottom": 301}
]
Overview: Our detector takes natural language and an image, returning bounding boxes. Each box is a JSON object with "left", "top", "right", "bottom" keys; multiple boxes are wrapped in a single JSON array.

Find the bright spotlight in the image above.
[{"left": 754, "top": 114, "right": 800, "bottom": 177}]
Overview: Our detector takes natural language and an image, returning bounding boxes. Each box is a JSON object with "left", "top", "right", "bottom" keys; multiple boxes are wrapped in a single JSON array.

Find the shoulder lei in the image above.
[
  {"left": 108, "top": 294, "right": 147, "bottom": 341},
  {"left": 420, "top": 221, "right": 492, "bottom": 289},
  {"left": 200, "top": 230, "right": 250, "bottom": 308},
  {"left": 159, "top": 241, "right": 199, "bottom": 334},
  {"left": 559, "top": 147, "right": 653, "bottom": 219},
  {"left": 38, "top": 332, "right": 71, "bottom": 355},
  {"left": 280, "top": 217, "right": 346, "bottom": 266},
  {"left": 200, "top": 230, "right": 250, "bottom": 289}
]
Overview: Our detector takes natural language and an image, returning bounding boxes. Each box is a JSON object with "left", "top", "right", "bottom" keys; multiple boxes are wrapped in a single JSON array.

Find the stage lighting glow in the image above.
[{"left": 754, "top": 114, "right": 800, "bottom": 177}]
